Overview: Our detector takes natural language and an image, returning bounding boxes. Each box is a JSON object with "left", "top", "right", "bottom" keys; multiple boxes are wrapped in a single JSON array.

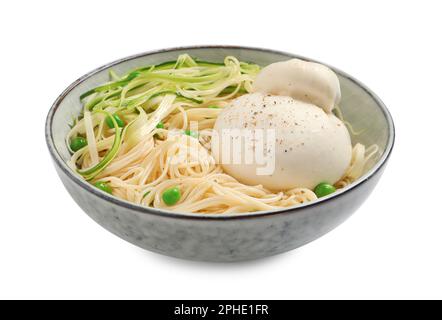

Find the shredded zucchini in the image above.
[{"left": 67, "top": 54, "right": 260, "bottom": 183}]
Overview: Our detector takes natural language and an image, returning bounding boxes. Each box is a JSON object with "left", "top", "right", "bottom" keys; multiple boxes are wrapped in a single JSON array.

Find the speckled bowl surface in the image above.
[{"left": 45, "top": 46, "right": 395, "bottom": 262}]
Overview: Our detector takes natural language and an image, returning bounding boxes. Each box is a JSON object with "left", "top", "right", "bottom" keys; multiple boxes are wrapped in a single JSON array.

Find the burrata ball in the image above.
[{"left": 211, "top": 92, "right": 352, "bottom": 190}]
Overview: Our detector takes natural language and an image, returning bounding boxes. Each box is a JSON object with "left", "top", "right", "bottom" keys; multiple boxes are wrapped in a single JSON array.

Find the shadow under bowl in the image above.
[{"left": 45, "top": 46, "right": 395, "bottom": 262}]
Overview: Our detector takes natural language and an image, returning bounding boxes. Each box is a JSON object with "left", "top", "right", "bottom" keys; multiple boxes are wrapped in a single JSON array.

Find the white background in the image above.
[{"left": 1, "top": 0, "right": 441, "bottom": 300}]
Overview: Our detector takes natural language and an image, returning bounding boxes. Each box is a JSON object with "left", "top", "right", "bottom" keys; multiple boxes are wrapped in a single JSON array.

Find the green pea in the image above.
[
  {"left": 156, "top": 122, "right": 164, "bottom": 129},
  {"left": 162, "top": 187, "right": 181, "bottom": 206},
  {"left": 70, "top": 136, "right": 87, "bottom": 152},
  {"left": 208, "top": 105, "right": 220, "bottom": 109},
  {"left": 314, "top": 182, "right": 336, "bottom": 198},
  {"left": 105, "top": 114, "right": 125, "bottom": 128},
  {"left": 94, "top": 181, "right": 113, "bottom": 194},
  {"left": 184, "top": 130, "right": 198, "bottom": 138}
]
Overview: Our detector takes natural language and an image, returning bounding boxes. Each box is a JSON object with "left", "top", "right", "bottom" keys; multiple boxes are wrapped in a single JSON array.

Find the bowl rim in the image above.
[{"left": 45, "top": 45, "right": 395, "bottom": 220}]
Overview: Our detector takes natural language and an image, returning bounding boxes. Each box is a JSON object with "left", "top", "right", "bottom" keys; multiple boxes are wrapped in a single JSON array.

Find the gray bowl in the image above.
[{"left": 45, "top": 46, "right": 395, "bottom": 262}]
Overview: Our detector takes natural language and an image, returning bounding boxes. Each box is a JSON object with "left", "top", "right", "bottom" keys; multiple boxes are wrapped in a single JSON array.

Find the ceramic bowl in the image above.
[{"left": 45, "top": 46, "right": 395, "bottom": 262}]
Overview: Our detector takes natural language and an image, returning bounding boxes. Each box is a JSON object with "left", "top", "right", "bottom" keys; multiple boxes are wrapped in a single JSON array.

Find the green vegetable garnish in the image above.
[
  {"left": 126, "top": 71, "right": 141, "bottom": 81},
  {"left": 162, "top": 187, "right": 181, "bottom": 206},
  {"left": 94, "top": 181, "right": 113, "bottom": 194},
  {"left": 184, "top": 130, "right": 198, "bottom": 138},
  {"left": 70, "top": 136, "right": 87, "bottom": 152},
  {"left": 314, "top": 182, "right": 336, "bottom": 198},
  {"left": 208, "top": 105, "right": 220, "bottom": 109},
  {"left": 78, "top": 110, "right": 123, "bottom": 181},
  {"left": 156, "top": 122, "right": 164, "bottom": 129},
  {"left": 105, "top": 114, "right": 124, "bottom": 128},
  {"left": 79, "top": 55, "right": 260, "bottom": 105}
]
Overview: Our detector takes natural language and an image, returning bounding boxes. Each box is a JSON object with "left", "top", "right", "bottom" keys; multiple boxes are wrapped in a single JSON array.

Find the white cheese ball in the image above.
[
  {"left": 252, "top": 58, "right": 341, "bottom": 113},
  {"left": 211, "top": 93, "right": 352, "bottom": 190}
]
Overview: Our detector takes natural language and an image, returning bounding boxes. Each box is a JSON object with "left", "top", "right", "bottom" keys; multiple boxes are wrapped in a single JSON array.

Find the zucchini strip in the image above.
[
  {"left": 77, "top": 111, "right": 123, "bottom": 181},
  {"left": 84, "top": 111, "right": 99, "bottom": 165}
]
